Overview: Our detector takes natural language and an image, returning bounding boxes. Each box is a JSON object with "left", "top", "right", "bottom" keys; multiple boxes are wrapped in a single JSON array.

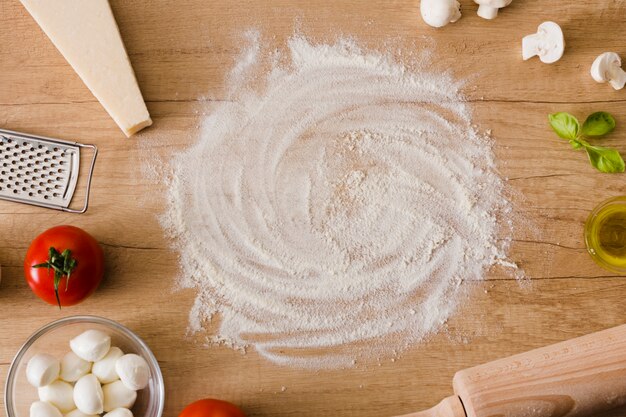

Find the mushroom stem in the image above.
[
  {"left": 608, "top": 67, "right": 626, "bottom": 90},
  {"left": 477, "top": 5, "right": 498, "bottom": 19},
  {"left": 522, "top": 34, "right": 540, "bottom": 60}
]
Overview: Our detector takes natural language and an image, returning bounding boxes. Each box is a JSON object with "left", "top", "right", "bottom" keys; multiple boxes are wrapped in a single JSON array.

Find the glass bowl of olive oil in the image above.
[{"left": 585, "top": 196, "right": 626, "bottom": 274}]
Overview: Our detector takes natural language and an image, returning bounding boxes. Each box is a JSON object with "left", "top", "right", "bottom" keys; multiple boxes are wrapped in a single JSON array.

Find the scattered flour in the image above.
[{"left": 160, "top": 33, "right": 514, "bottom": 368}]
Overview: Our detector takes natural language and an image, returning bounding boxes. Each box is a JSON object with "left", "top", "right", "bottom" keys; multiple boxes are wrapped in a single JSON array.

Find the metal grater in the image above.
[{"left": 0, "top": 129, "right": 98, "bottom": 213}]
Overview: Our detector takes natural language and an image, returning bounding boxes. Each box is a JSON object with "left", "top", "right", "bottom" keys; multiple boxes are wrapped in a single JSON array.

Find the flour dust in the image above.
[{"left": 159, "top": 33, "right": 515, "bottom": 368}]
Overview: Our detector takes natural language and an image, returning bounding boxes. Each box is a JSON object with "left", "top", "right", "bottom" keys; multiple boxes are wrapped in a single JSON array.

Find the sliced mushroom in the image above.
[
  {"left": 522, "top": 21, "right": 565, "bottom": 64},
  {"left": 591, "top": 52, "right": 626, "bottom": 90}
]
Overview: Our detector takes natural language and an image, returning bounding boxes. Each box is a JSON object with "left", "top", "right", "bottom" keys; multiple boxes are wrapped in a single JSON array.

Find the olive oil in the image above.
[{"left": 585, "top": 197, "right": 626, "bottom": 273}]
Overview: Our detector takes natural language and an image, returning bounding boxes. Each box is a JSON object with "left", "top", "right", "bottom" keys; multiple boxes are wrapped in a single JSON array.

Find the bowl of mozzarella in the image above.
[{"left": 4, "top": 316, "right": 164, "bottom": 417}]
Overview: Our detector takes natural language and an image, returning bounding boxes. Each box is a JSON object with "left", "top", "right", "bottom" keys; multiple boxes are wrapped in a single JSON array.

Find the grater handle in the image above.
[{"left": 63, "top": 143, "right": 98, "bottom": 214}]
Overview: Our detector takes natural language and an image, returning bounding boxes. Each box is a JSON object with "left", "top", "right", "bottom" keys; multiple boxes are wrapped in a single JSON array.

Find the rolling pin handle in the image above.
[{"left": 394, "top": 395, "right": 466, "bottom": 417}]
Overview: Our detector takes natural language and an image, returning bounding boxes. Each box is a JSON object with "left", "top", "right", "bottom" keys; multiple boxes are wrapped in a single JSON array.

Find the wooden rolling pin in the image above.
[{"left": 395, "top": 324, "right": 626, "bottom": 417}]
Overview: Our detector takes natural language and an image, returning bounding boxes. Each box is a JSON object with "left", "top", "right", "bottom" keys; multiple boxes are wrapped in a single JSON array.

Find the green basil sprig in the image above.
[{"left": 548, "top": 111, "right": 624, "bottom": 173}]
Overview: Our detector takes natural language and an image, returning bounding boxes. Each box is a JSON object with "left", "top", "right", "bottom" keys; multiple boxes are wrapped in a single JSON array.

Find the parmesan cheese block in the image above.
[{"left": 19, "top": 0, "right": 152, "bottom": 137}]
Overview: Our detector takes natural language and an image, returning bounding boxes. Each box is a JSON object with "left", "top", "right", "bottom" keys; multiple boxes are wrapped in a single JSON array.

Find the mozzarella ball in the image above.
[
  {"left": 70, "top": 330, "right": 111, "bottom": 362},
  {"left": 38, "top": 380, "right": 75, "bottom": 413},
  {"left": 30, "top": 401, "right": 62, "bottom": 417},
  {"left": 92, "top": 347, "right": 123, "bottom": 383},
  {"left": 73, "top": 374, "right": 104, "bottom": 415},
  {"left": 60, "top": 351, "right": 91, "bottom": 382},
  {"left": 102, "top": 380, "right": 137, "bottom": 412},
  {"left": 64, "top": 410, "right": 99, "bottom": 417},
  {"left": 26, "top": 353, "right": 60, "bottom": 387},
  {"left": 115, "top": 354, "right": 150, "bottom": 390},
  {"left": 103, "top": 409, "right": 134, "bottom": 417}
]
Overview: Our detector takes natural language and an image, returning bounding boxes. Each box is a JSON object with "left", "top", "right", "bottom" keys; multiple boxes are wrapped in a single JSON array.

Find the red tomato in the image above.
[
  {"left": 24, "top": 225, "right": 104, "bottom": 307},
  {"left": 179, "top": 399, "right": 246, "bottom": 417}
]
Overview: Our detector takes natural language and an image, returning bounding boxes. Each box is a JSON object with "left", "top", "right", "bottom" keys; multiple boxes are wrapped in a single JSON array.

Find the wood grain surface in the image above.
[{"left": 2, "top": 1, "right": 626, "bottom": 416}]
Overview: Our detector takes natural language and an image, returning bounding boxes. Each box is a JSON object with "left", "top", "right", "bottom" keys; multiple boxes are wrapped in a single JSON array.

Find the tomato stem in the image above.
[{"left": 32, "top": 247, "right": 78, "bottom": 308}]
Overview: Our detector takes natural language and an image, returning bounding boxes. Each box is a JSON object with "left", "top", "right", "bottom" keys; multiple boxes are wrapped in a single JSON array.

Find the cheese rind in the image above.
[{"left": 20, "top": 0, "right": 152, "bottom": 137}]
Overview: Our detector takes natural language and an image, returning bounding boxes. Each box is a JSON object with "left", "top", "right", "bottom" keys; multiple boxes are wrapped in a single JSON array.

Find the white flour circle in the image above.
[{"left": 161, "top": 35, "right": 511, "bottom": 368}]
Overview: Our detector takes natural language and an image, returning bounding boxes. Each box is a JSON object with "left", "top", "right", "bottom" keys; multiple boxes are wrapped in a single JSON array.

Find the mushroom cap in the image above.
[
  {"left": 420, "top": 0, "right": 461, "bottom": 28},
  {"left": 591, "top": 52, "right": 622, "bottom": 83},
  {"left": 535, "top": 21, "right": 564, "bottom": 64},
  {"left": 474, "top": 0, "right": 512, "bottom": 7}
]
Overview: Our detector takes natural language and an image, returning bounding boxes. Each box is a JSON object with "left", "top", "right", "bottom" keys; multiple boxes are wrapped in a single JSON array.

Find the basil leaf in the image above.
[
  {"left": 582, "top": 111, "right": 616, "bottom": 137},
  {"left": 585, "top": 145, "right": 625, "bottom": 173},
  {"left": 549, "top": 112, "right": 580, "bottom": 140}
]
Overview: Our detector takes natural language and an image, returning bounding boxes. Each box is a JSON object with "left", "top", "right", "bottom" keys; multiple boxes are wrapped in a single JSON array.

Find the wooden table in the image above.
[{"left": 2, "top": 1, "right": 626, "bottom": 416}]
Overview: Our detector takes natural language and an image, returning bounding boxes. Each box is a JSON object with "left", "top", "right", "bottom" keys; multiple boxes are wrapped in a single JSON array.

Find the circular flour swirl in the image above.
[{"left": 162, "top": 35, "right": 510, "bottom": 368}]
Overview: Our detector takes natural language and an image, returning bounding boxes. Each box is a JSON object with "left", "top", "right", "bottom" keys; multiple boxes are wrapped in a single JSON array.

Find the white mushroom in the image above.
[
  {"left": 26, "top": 353, "right": 60, "bottom": 388},
  {"left": 420, "top": 0, "right": 461, "bottom": 28},
  {"left": 60, "top": 351, "right": 91, "bottom": 382},
  {"left": 591, "top": 52, "right": 626, "bottom": 90},
  {"left": 103, "top": 409, "right": 134, "bottom": 417},
  {"left": 92, "top": 347, "right": 123, "bottom": 384},
  {"left": 522, "top": 21, "right": 565, "bottom": 64},
  {"left": 38, "top": 380, "right": 76, "bottom": 413},
  {"left": 70, "top": 330, "right": 111, "bottom": 362},
  {"left": 73, "top": 374, "right": 104, "bottom": 415},
  {"left": 474, "top": 0, "right": 512, "bottom": 19},
  {"left": 102, "top": 380, "right": 137, "bottom": 412},
  {"left": 115, "top": 354, "right": 150, "bottom": 391},
  {"left": 30, "top": 401, "right": 62, "bottom": 417},
  {"left": 64, "top": 410, "right": 99, "bottom": 417}
]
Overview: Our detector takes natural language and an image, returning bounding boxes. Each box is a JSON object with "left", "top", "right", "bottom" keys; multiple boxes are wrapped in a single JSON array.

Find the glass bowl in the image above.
[
  {"left": 4, "top": 315, "right": 164, "bottom": 417},
  {"left": 584, "top": 196, "right": 626, "bottom": 274}
]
